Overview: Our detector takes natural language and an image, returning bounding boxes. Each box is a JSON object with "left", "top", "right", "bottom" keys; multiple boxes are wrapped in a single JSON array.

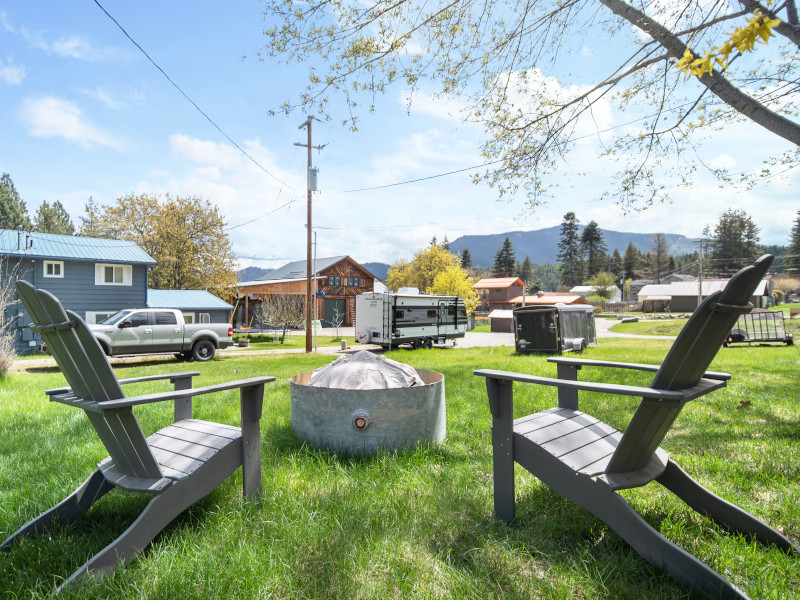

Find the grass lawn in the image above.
[
  {"left": 609, "top": 319, "right": 688, "bottom": 336},
  {"left": 1, "top": 341, "right": 798, "bottom": 599},
  {"left": 232, "top": 333, "right": 356, "bottom": 351}
]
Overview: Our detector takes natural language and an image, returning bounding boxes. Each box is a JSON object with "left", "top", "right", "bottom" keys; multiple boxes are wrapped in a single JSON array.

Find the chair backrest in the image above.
[
  {"left": 16, "top": 281, "right": 163, "bottom": 480},
  {"left": 606, "top": 255, "right": 773, "bottom": 474}
]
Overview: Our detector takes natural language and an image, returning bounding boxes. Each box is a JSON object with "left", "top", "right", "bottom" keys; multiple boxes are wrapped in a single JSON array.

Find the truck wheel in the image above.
[
  {"left": 98, "top": 342, "right": 111, "bottom": 356},
  {"left": 192, "top": 340, "right": 215, "bottom": 361}
]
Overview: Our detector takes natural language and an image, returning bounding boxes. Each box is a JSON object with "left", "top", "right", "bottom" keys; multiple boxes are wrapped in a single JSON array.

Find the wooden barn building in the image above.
[{"left": 236, "top": 256, "right": 377, "bottom": 328}]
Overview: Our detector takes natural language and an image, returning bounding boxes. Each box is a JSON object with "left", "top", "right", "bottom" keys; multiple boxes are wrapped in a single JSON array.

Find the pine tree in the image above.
[
  {"left": 492, "top": 237, "right": 516, "bottom": 277},
  {"left": 622, "top": 242, "right": 640, "bottom": 280},
  {"left": 0, "top": 173, "right": 32, "bottom": 230},
  {"left": 441, "top": 235, "right": 450, "bottom": 251},
  {"left": 79, "top": 197, "right": 105, "bottom": 237},
  {"left": 648, "top": 232, "right": 669, "bottom": 282},
  {"left": 519, "top": 256, "right": 532, "bottom": 285},
  {"left": 608, "top": 248, "right": 623, "bottom": 281},
  {"left": 34, "top": 200, "right": 75, "bottom": 235},
  {"left": 460, "top": 248, "right": 472, "bottom": 269},
  {"left": 557, "top": 212, "right": 582, "bottom": 287},
  {"left": 581, "top": 220, "right": 608, "bottom": 279},
  {"left": 786, "top": 210, "right": 800, "bottom": 274}
]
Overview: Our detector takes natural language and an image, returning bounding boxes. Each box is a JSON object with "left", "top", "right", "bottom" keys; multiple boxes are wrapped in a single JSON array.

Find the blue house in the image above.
[
  {"left": 146, "top": 289, "right": 233, "bottom": 325},
  {"left": 1, "top": 228, "right": 156, "bottom": 354}
]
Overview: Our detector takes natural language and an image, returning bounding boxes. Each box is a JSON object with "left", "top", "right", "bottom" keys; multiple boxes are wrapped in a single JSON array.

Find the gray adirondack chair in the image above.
[
  {"left": 475, "top": 255, "right": 798, "bottom": 600},
  {"left": 1, "top": 281, "right": 275, "bottom": 591}
]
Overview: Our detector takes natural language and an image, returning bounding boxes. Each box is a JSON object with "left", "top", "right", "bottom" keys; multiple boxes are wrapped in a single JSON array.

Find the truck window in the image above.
[
  {"left": 155, "top": 312, "right": 178, "bottom": 325},
  {"left": 101, "top": 310, "right": 133, "bottom": 325},
  {"left": 124, "top": 313, "right": 149, "bottom": 328}
]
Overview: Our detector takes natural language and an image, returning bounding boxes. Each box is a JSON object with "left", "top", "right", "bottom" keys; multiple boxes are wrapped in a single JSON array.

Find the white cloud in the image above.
[
  {"left": 20, "top": 28, "right": 124, "bottom": 61},
  {"left": 20, "top": 97, "right": 122, "bottom": 149},
  {"left": 1, "top": 11, "right": 15, "bottom": 33},
  {"left": 709, "top": 153, "right": 737, "bottom": 170},
  {"left": 0, "top": 56, "right": 25, "bottom": 85}
]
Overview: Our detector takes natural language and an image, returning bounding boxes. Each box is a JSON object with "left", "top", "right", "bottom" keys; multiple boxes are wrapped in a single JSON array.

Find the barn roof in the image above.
[{"left": 473, "top": 277, "right": 524, "bottom": 289}]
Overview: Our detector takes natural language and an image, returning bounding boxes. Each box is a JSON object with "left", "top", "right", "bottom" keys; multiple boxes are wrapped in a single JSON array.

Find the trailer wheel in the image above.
[
  {"left": 425, "top": 338, "right": 433, "bottom": 349},
  {"left": 412, "top": 339, "right": 422, "bottom": 350}
]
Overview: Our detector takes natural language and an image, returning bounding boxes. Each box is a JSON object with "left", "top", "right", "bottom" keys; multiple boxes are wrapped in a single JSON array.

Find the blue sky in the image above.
[{"left": 1, "top": 1, "right": 797, "bottom": 270}]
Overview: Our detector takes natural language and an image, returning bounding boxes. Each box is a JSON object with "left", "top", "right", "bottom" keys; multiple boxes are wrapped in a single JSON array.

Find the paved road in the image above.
[{"left": 12, "top": 320, "right": 676, "bottom": 371}]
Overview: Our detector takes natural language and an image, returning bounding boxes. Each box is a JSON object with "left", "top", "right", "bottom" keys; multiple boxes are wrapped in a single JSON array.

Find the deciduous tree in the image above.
[
  {"left": 92, "top": 194, "right": 238, "bottom": 300},
  {"left": 33, "top": 200, "right": 74, "bottom": 235},
  {"left": 704, "top": 208, "right": 761, "bottom": 274},
  {"left": 262, "top": 0, "right": 800, "bottom": 209},
  {"left": 254, "top": 294, "right": 306, "bottom": 344},
  {"left": 585, "top": 271, "right": 617, "bottom": 301},
  {"left": 430, "top": 265, "right": 479, "bottom": 313},
  {"left": 386, "top": 244, "right": 460, "bottom": 292}
]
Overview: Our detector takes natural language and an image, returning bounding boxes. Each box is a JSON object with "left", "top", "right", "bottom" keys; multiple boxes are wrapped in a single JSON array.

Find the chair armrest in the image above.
[
  {"left": 95, "top": 376, "right": 275, "bottom": 409},
  {"left": 473, "top": 369, "right": 726, "bottom": 406},
  {"left": 546, "top": 357, "right": 732, "bottom": 381},
  {"left": 45, "top": 371, "right": 203, "bottom": 396}
]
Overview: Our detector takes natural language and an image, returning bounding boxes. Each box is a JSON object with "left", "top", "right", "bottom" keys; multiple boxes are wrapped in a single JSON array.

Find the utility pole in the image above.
[{"left": 295, "top": 116, "right": 324, "bottom": 352}]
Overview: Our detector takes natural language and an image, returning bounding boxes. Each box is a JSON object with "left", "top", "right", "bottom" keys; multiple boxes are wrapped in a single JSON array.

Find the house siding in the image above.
[{"left": 8, "top": 257, "right": 149, "bottom": 354}]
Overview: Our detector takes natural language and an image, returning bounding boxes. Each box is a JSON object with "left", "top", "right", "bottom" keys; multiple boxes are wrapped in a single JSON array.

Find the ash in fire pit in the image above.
[{"left": 290, "top": 351, "right": 446, "bottom": 456}]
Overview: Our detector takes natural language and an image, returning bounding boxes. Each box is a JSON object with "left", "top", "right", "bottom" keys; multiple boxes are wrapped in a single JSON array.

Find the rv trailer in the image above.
[
  {"left": 355, "top": 291, "right": 467, "bottom": 349},
  {"left": 514, "top": 303, "right": 596, "bottom": 353}
]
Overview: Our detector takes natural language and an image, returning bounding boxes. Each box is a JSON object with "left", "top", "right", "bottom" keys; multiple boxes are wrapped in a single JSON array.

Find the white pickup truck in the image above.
[{"left": 88, "top": 308, "right": 233, "bottom": 361}]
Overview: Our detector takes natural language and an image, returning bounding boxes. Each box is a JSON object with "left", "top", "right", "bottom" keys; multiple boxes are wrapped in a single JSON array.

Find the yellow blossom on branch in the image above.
[{"left": 676, "top": 10, "right": 781, "bottom": 79}]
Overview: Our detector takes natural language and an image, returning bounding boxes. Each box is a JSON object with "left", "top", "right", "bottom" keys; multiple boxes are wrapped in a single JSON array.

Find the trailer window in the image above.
[
  {"left": 427, "top": 309, "right": 437, "bottom": 318},
  {"left": 395, "top": 310, "right": 404, "bottom": 319}
]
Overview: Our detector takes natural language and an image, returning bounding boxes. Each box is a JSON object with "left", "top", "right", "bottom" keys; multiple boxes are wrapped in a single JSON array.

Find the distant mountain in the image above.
[
  {"left": 362, "top": 262, "right": 390, "bottom": 280},
  {"left": 238, "top": 266, "right": 274, "bottom": 282},
  {"left": 448, "top": 226, "right": 696, "bottom": 268}
]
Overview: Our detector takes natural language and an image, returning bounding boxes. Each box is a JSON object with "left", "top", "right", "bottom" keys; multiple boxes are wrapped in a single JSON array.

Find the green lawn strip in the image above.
[
  {"left": 608, "top": 319, "right": 688, "bottom": 336},
  {"left": 232, "top": 334, "right": 356, "bottom": 351},
  {"left": 1, "top": 342, "right": 798, "bottom": 599}
]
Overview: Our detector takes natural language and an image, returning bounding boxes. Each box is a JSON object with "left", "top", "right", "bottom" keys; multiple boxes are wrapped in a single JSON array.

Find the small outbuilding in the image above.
[{"left": 488, "top": 309, "right": 514, "bottom": 333}]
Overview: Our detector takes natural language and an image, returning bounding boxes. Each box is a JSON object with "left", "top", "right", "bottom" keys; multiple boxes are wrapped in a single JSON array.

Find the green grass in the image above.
[
  {"left": 471, "top": 323, "right": 491, "bottom": 333},
  {"left": 232, "top": 333, "right": 356, "bottom": 351},
  {"left": 1, "top": 341, "right": 798, "bottom": 599},
  {"left": 609, "top": 319, "right": 688, "bottom": 336}
]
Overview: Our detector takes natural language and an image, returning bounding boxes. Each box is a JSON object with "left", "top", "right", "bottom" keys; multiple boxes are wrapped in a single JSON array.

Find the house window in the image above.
[
  {"left": 348, "top": 277, "right": 359, "bottom": 287},
  {"left": 329, "top": 276, "right": 341, "bottom": 286},
  {"left": 85, "top": 311, "right": 116, "bottom": 325},
  {"left": 43, "top": 260, "right": 64, "bottom": 278},
  {"left": 95, "top": 263, "right": 132, "bottom": 286},
  {"left": 183, "top": 312, "right": 195, "bottom": 324},
  {"left": 199, "top": 313, "right": 211, "bottom": 323}
]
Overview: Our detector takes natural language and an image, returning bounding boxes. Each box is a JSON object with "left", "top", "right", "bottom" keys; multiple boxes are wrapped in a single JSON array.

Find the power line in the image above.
[{"left": 92, "top": 0, "right": 297, "bottom": 193}]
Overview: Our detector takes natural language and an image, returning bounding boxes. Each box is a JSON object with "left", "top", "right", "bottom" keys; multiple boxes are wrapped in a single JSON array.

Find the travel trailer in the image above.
[{"left": 355, "top": 290, "right": 467, "bottom": 349}]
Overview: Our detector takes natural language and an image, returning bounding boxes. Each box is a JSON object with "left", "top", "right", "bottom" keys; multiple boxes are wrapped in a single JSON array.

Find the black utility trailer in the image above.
[
  {"left": 723, "top": 309, "right": 794, "bottom": 346},
  {"left": 514, "top": 304, "right": 597, "bottom": 353}
]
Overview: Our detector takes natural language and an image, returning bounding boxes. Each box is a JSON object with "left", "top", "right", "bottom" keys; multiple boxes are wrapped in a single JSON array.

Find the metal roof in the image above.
[
  {"left": 147, "top": 289, "right": 233, "bottom": 310},
  {"left": 0, "top": 228, "right": 156, "bottom": 264},
  {"left": 637, "top": 284, "right": 672, "bottom": 298},
  {"left": 259, "top": 256, "right": 378, "bottom": 281},
  {"left": 509, "top": 294, "right": 589, "bottom": 305},
  {"left": 473, "top": 277, "right": 524, "bottom": 289}
]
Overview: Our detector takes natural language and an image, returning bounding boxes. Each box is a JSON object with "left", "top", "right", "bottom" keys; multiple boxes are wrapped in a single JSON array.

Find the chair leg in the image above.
[
  {"left": 1, "top": 470, "right": 113, "bottom": 550},
  {"left": 56, "top": 443, "right": 241, "bottom": 592},
  {"left": 657, "top": 460, "right": 799, "bottom": 554},
  {"left": 585, "top": 487, "right": 750, "bottom": 600}
]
